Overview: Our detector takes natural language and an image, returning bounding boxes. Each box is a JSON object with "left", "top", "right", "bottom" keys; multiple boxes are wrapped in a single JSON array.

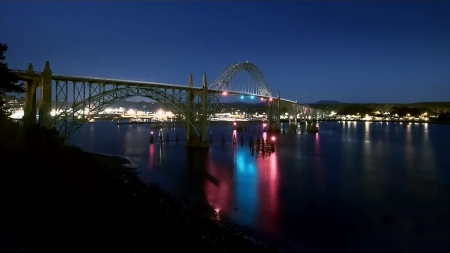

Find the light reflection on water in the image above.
[{"left": 69, "top": 121, "right": 450, "bottom": 252}]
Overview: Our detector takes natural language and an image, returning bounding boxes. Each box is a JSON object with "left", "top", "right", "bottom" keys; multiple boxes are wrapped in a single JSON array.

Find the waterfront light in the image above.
[
  {"left": 240, "top": 95, "right": 244, "bottom": 99},
  {"left": 250, "top": 95, "right": 255, "bottom": 99},
  {"left": 222, "top": 91, "right": 228, "bottom": 96}
]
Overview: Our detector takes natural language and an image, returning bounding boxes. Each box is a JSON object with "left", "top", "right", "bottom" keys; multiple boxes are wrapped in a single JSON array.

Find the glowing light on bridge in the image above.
[
  {"left": 250, "top": 95, "right": 255, "bottom": 99},
  {"left": 222, "top": 91, "right": 228, "bottom": 96},
  {"left": 240, "top": 95, "right": 244, "bottom": 99}
]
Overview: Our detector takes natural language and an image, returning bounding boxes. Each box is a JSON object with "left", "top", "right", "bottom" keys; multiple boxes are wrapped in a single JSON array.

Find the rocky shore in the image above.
[{"left": 0, "top": 123, "right": 285, "bottom": 252}]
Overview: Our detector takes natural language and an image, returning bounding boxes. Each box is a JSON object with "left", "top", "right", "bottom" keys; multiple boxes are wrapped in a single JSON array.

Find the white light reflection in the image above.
[{"left": 364, "top": 121, "right": 370, "bottom": 143}]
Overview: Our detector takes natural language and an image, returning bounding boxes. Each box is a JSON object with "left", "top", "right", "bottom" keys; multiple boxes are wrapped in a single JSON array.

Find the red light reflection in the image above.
[
  {"left": 148, "top": 143, "right": 155, "bottom": 168},
  {"left": 204, "top": 153, "right": 233, "bottom": 214},
  {"left": 256, "top": 149, "right": 279, "bottom": 232}
]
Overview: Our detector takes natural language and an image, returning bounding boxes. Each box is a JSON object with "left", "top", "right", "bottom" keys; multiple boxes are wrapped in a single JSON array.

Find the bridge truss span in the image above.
[{"left": 52, "top": 79, "right": 214, "bottom": 139}]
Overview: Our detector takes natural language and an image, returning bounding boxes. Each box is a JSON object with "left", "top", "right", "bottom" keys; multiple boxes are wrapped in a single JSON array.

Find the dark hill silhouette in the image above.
[{"left": 314, "top": 100, "right": 341, "bottom": 105}]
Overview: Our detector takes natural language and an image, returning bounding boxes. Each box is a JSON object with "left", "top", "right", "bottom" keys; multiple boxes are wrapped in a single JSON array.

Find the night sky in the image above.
[{"left": 1, "top": 2, "right": 449, "bottom": 103}]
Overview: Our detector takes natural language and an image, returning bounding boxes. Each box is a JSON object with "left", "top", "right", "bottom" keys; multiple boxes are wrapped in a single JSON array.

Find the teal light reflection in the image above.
[{"left": 235, "top": 146, "right": 257, "bottom": 225}]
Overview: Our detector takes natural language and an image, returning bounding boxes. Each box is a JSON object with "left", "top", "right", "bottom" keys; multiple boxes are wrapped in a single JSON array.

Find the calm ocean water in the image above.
[{"left": 69, "top": 121, "right": 450, "bottom": 252}]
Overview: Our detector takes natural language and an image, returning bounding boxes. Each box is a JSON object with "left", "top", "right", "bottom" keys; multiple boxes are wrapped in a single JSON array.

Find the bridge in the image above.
[{"left": 12, "top": 61, "right": 324, "bottom": 147}]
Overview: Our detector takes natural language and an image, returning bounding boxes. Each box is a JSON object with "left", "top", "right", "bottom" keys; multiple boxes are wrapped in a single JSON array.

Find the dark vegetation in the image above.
[{"left": 0, "top": 43, "right": 279, "bottom": 252}]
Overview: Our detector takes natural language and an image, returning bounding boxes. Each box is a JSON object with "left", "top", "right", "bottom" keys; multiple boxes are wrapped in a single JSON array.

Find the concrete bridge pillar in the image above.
[
  {"left": 184, "top": 73, "right": 209, "bottom": 148},
  {"left": 23, "top": 63, "right": 37, "bottom": 128},
  {"left": 186, "top": 74, "right": 194, "bottom": 142},
  {"left": 200, "top": 73, "right": 208, "bottom": 143},
  {"left": 40, "top": 61, "right": 52, "bottom": 129},
  {"left": 276, "top": 90, "right": 281, "bottom": 130}
]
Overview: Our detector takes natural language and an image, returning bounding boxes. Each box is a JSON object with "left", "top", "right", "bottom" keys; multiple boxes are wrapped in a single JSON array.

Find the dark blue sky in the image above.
[{"left": 1, "top": 2, "right": 449, "bottom": 103}]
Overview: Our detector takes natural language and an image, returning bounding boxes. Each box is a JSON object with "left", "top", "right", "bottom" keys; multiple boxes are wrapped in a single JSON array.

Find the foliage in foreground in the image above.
[{"left": 0, "top": 43, "right": 25, "bottom": 110}]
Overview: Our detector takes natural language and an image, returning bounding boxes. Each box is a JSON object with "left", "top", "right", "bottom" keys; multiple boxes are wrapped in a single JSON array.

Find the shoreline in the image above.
[{"left": 317, "top": 119, "right": 450, "bottom": 124}]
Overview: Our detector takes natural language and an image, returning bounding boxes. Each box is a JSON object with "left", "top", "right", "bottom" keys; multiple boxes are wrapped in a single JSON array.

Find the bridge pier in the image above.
[
  {"left": 185, "top": 73, "right": 209, "bottom": 148},
  {"left": 24, "top": 81, "right": 37, "bottom": 128},
  {"left": 23, "top": 62, "right": 52, "bottom": 129},
  {"left": 267, "top": 90, "right": 281, "bottom": 132},
  {"left": 276, "top": 90, "right": 281, "bottom": 131},
  {"left": 40, "top": 61, "right": 52, "bottom": 129},
  {"left": 200, "top": 73, "right": 208, "bottom": 143},
  {"left": 185, "top": 74, "right": 194, "bottom": 143}
]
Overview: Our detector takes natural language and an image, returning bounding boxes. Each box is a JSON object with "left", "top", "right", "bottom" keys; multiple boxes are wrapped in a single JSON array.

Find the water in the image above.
[{"left": 68, "top": 121, "right": 450, "bottom": 252}]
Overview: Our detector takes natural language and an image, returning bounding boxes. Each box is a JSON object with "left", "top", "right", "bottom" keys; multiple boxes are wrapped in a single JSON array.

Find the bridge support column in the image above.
[
  {"left": 200, "top": 73, "right": 208, "bottom": 143},
  {"left": 40, "top": 61, "right": 52, "bottom": 129},
  {"left": 268, "top": 90, "right": 281, "bottom": 132},
  {"left": 24, "top": 82, "right": 37, "bottom": 128},
  {"left": 185, "top": 74, "right": 193, "bottom": 143},
  {"left": 23, "top": 63, "right": 37, "bottom": 128},
  {"left": 276, "top": 90, "right": 281, "bottom": 130},
  {"left": 185, "top": 73, "right": 209, "bottom": 148}
]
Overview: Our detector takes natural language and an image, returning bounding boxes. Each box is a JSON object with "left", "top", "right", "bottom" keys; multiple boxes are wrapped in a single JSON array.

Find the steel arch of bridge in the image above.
[
  {"left": 53, "top": 83, "right": 217, "bottom": 139},
  {"left": 209, "top": 62, "right": 272, "bottom": 97}
]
